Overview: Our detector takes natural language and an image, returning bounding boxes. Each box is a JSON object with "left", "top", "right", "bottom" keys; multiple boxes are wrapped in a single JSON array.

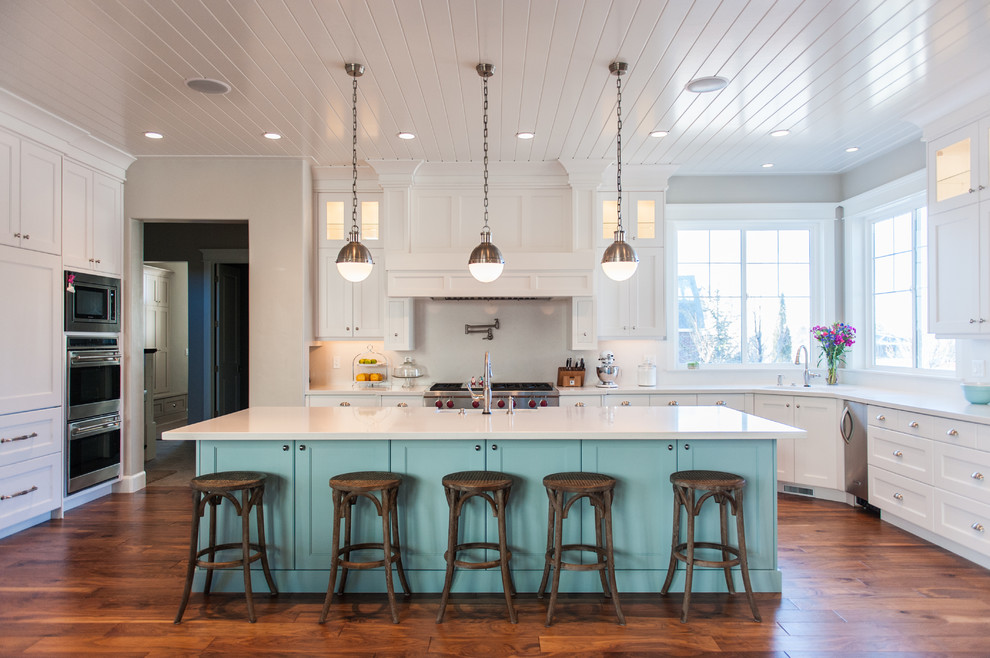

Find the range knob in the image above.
[
  {"left": 472, "top": 400, "right": 480, "bottom": 408},
  {"left": 540, "top": 399, "right": 548, "bottom": 407},
  {"left": 497, "top": 399, "right": 506, "bottom": 408},
  {"left": 435, "top": 400, "right": 443, "bottom": 409},
  {"left": 528, "top": 399, "right": 537, "bottom": 408},
  {"left": 446, "top": 399, "right": 454, "bottom": 408}
]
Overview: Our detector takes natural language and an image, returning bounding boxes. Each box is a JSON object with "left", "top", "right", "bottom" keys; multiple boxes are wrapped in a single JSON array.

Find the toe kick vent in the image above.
[{"left": 783, "top": 485, "right": 815, "bottom": 497}]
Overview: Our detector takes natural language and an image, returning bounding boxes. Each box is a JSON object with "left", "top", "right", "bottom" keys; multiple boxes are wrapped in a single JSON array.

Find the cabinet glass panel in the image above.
[
  {"left": 636, "top": 199, "right": 655, "bottom": 239},
  {"left": 602, "top": 199, "right": 618, "bottom": 240},
  {"left": 325, "top": 201, "right": 345, "bottom": 240},
  {"left": 935, "top": 138, "right": 971, "bottom": 202}
]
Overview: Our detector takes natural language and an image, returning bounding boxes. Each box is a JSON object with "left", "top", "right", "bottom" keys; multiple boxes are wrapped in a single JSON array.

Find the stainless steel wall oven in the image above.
[{"left": 66, "top": 336, "right": 122, "bottom": 493}]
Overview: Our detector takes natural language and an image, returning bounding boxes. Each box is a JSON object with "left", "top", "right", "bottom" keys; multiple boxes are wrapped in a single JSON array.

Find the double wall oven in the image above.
[{"left": 65, "top": 274, "right": 122, "bottom": 494}]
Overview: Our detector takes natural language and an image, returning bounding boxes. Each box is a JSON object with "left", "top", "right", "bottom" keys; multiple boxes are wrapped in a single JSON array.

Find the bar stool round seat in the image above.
[
  {"left": 660, "top": 469, "right": 761, "bottom": 623},
  {"left": 319, "top": 471, "right": 411, "bottom": 625},
  {"left": 538, "top": 471, "right": 624, "bottom": 626},
  {"left": 174, "top": 471, "right": 277, "bottom": 624},
  {"left": 437, "top": 470, "right": 516, "bottom": 624}
]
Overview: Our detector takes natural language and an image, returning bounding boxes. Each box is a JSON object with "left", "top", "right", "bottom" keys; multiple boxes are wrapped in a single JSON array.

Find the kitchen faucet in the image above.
[
  {"left": 794, "top": 345, "right": 819, "bottom": 387},
  {"left": 467, "top": 351, "right": 494, "bottom": 414}
]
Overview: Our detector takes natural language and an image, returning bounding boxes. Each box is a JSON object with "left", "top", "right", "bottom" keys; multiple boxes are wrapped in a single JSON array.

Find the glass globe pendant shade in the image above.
[
  {"left": 468, "top": 230, "right": 504, "bottom": 283},
  {"left": 601, "top": 228, "right": 638, "bottom": 281},
  {"left": 336, "top": 235, "right": 375, "bottom": 283}
]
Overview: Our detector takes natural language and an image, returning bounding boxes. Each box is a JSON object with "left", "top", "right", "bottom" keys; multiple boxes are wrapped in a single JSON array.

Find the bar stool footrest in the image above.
[
  {"left": 446, "top": 541, "right": 512, "bottom": 570},
  {"left": 194, "top": 542, "right": 267, "bottom": 569},
  {"left": 336, "top": 542, "right": 404, "bottom": 570},
  {"left": 544, "top": 543, "right": 608, "bottom": 571},
  {"left": 671, "top": 541, "right": 742, "bottom": 569}
]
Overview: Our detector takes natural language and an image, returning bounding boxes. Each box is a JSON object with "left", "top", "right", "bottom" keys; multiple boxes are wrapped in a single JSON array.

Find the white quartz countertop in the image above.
[{"left": 164, "top": 405, "right": 806, "bottom": 442}]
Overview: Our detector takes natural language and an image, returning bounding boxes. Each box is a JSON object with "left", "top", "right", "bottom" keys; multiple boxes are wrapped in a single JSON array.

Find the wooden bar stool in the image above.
[
  {"left": 174, "top": 471, "right": 277, "bottom": 624},
  {"left": 538, "top": 471, "right": 624, "bottom": 626},
  {"left": 660, "top": 470, "right": 761, "bottom": 623},
  {"left": 436, "top": 470, "right": 517, "bottom": 624},
  {"left": 318, "top": 471, "right": 411, "bottom": 625}
]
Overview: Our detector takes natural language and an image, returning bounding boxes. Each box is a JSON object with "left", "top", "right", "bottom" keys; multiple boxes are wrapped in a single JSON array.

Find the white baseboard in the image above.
[
  {"left": 881, "top": 511, "right": 990, "bottom": 571},
  {"left": 113, "top": 471, "right": 146, "bottom": 494},
  {"left": 778, "top": 482, "right": 855, "bottom": 505},
  {"left": 63, "top": 481, "right": 114, "bottom": 511}
]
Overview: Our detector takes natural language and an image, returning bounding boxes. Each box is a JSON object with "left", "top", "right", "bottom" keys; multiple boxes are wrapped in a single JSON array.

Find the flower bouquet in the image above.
[{"left": 811, "top": 322, "right": 856, "bottom": 385}]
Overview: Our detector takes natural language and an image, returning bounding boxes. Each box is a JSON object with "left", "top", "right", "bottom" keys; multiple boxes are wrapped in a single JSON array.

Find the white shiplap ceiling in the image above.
[{"left": 2, "top": 0, "right": 990, "bottom": 174}]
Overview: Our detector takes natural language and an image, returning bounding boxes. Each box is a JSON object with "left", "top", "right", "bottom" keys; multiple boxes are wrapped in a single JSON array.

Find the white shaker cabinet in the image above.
[
  {"left": 597, "top": 190, "right": 664, "bottom": 247},
  {"left": 597, "top": 246, "right": 663, "bottom": 338},
  {"left": 62, "top": 160, "right": 123, "bottom": 276},
  {"left": 753, "top": 394, "right": 840, "bottom": 490},
  {"left": 143, "top": 266, "right": 172, "bottom": 395},
  {"left": 0, "top": 246, "right": 62, "bottom": 416},
  {"left": 569, "top": 297, "right": 597, "bottom": 350},
  {"left": 0, "top": 131, "right": 61, "bottom": 255},
  {"left": 384, "top": 297, "right": 415, "bottom": 351},
  {"left": 316, "top": 248, "right": 384, "bottom": 340},
  {"left": 929, "top": 203, "right": 990, "bottom": 336},
  {"left": 927, "top": 119, "right": 990, "bottom": 215}
]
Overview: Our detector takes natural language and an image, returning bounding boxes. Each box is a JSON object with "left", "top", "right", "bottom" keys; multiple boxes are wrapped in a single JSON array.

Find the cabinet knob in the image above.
[
  {"left": 668, "top": 401, "right": 678, "bottom": 406},
  {"left": 22, "top": 234, "right": 29, "bottom": 239},
  {"left": 973, "top": 522, "right": 986, "bottom": 533},
  {"left": 394, "top": 333, "right": 399, "bottom": 337},
  {"left": 971, "top": 319, "right": 977, "bottom": 324},
  {"left": 715, "top": 400, "right": 725, "bottom": 406},
  {"left": 491, "top": 444, "right": 498, "bottom": 451},
  {"left": 339, "top": 401, "right": 351, "bottom": 407},
  {"left": 475, "top": 444, "right": 481, "bottom": 451},
  {"left": 667, "top": 444, "right": 674, "bottom": 451},
  {"left": 13, "top": 232, "right": 20, "bottom": 238},
  {"left": 95, "top": 259, "right": 101, "bottom": 264},
  {"left": 397, "top": 402, "right": 408, "bottom": 407},
  {"left": 893, "top": 450, "right": 903, "bottom": 458},
  {"left": 582, "top": 332, "right": 588, "bottom": 336},
  {"left": 282, "top": 445, "right": 290, "bottom": 451},
  {"left": 980, "top": 185, "right": 987, "bottom": 191},
  {"left": 893, "top": 492, "right": 904, "bottom": 500},
  {"left": 908, "top": 421, "right": 919, "bottom": 428},
  {"left": 346, "top": 326, "right": 350, "bottom": 331},
  {"left": 947, "top": 429, "right": 959, "bottom": 437},
  {"left": 876, "top": 414, "right": 885, "bottom": 421},
  {"left": 575, "top": 402, "right": 585, "bottom": 407},
  {"left": 683, "top": 443, "right": 690, "bottom": 451},
  {"left": 621, "top": 400, "right": 631, "bottom": 406},
  {"left": 355, "top": 327, "right": 359, "bottom": 331},
  {"left": 299, "top": 444, "right": 306, "bottom": 451},
  {"left": 796, "top": 403, "right": 801, "bottom": 408},
  {"left": 786, "top": 403, "right": 791, "bottom": 408},
  {"left": 972, "top": 472, "right": 985, "bottom": 481},
  {"left": 969, "top": 188, "right": 976, "bottom": 194},
  {"left": 89, "top": 258, "right": 96, "bottom": 263}
]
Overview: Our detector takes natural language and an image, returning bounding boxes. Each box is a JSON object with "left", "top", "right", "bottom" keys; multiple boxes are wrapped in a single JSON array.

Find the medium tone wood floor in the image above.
[{"left": 2, "top": 490, "right": 989, "bottom": 656}]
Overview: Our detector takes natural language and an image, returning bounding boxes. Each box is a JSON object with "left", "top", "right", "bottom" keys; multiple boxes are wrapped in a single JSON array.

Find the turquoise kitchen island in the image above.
[{"left": 164, "top": 405, "right": 804, "bottom": 594}]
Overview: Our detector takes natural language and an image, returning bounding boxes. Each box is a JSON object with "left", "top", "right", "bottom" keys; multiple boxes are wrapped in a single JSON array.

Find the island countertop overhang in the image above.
[{"left": 164, "top": 405, "right": 806, "bottom": 442}]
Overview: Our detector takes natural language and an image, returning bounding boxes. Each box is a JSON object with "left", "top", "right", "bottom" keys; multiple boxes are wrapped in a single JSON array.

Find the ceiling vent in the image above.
[{"left": 185, "top": 77, "right": 231, "bottom": 94}]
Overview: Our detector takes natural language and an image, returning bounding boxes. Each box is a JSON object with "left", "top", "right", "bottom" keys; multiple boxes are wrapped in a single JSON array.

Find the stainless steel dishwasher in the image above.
[{"left": 840, "top": 401, "right": 869, "bottom": 503}]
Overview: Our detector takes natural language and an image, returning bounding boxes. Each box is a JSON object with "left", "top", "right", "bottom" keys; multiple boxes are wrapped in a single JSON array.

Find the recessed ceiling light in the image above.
[
  {"left": 397, "top": 131, "right": 416, "bottom": 140},
  {"left": 515, "top": 131, "right": 535, "bottom": 139},
  {"left": 263, "top": 132, "right": 282, "bottom": 140},
  {"left": 649, "top": 130, "right": 669, "bottom": 138},
  {"left": 185, "top": 77, "right": 231, "bottom": 94},
  {"left": 685, "top": 76, "right": 728, "bottom": 93},
  {"left": 770, "top": 129, "right": 790, "bottom": 137},
  {"left": 144, "top": 131, "right": 164, "bottom": 139},
  {"left": 845, "top": 146, "right": 860, "bottom": 153},
  {"left": 762, "top": 163, "right": 774, "bottom": 168}
]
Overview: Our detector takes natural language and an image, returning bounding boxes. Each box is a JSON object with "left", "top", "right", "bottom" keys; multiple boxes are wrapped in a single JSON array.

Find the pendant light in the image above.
[
  {"left": 468, "top": 63, "right": 505, "bottom": 283},
  {"left": 601, "top": 61, "right": 638, "bottom": 282},
  {"left": 336, "top": 62, "right": 375, "bottom": 283}
]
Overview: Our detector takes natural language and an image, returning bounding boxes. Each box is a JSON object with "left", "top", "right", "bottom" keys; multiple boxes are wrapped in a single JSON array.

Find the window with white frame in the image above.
[
  {"left": 675, "top": 225, "right": 814, "bottom": 366},
  {"left": 870, "top": 206, "right": 954, "bottom": 370}
]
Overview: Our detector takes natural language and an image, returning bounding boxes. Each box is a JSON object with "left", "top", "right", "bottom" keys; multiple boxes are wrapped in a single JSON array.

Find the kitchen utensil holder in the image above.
[{"left": 556, "top": 368, "right": 585, "bottom": 387}]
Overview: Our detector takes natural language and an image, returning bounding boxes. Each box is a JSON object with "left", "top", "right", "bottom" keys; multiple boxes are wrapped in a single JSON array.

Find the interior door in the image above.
[{"left": 214, "top": 263, "right": 248, "bottom": 417}]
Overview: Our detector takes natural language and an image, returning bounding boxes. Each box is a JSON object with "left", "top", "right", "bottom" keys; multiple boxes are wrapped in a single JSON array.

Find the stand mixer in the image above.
[{"left": 596, "top": 351, "right": 619, "bottom": 388}]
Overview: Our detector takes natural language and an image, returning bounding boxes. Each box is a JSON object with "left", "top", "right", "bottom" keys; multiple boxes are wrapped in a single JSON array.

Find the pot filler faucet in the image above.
[
  {"left": 794, "top": 345, "right": 819, "bottom": 387},
  {"left": 468, "top": 351, "right": 494, "bottom": 414}
]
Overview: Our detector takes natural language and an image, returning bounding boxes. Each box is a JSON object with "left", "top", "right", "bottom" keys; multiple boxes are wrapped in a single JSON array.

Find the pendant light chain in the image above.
[
  {"left": 351, "top": 72, "right": 359, "bottom": 239},
  {"left": 615, "top": 71, "right": 622, "bottom": 231},
  {"left": 482, "top": 72, "right": 490, "bottom": 234}
]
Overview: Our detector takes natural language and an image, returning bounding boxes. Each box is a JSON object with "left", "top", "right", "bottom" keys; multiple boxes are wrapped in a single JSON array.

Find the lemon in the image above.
[
  {"left": 356, "top": 373, "right": 368, "bottom": 381},
  {"left": 369, "top": 373, "right": 382, "bottom": 381}
]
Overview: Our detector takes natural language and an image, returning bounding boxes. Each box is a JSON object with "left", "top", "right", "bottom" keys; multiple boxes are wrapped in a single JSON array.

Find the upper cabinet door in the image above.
[
  {"left": 929, "top": 204, "right": 989, "bottom": 335},
  {"left": 18, "top": 140, "right": 61, "bottom": 255},
  {"left": 317, "top": 192, "right": 383, "bottom": 249},
  {"left": 92, "top": 171, "right": 123, "bottom": 275},
  {"left": 0, "top": 129, "right": 19, "bottom": 249},
  {"left": 597, "top": 191, "right": 664, "bottom": 247},
  {"left": 61, "top": 160, "right": 93, "bottom": 271},
  {"left": 929, "top": 124, "right": 980, "bottom": 214}
]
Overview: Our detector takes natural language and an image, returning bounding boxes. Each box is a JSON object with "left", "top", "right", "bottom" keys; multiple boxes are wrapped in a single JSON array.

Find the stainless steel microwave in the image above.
[{"left": 65, "top": 271, "right": 120, "bottom": 333}]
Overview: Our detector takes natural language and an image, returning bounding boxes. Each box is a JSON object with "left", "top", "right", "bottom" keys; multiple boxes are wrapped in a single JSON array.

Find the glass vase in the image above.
[{"left": 826, "top": 363, "right": 838, "bottom": 385}]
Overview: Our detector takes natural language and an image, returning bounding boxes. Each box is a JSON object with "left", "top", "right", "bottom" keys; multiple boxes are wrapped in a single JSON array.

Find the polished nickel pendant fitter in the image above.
[
  {"left": 336, "top": 62, "right": 375, "bottom": 283},
  {"left": 601, "top": 61, "right": 638, "bottom": 282},
  {"left": 468, "top": 63, "right": 505, "bottom": 283}
]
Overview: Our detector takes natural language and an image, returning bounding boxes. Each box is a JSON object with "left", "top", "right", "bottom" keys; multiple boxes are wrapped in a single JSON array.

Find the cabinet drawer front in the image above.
[
  {"left": 306, "top": 395, "right": 380, "bottom": 408},
  {"left": 161, "top": 395, "right": 186, "bottom": 414},
  {"left": 0, "top": 407, "right": 61, "bottom": 466},
  {"left": 868, "top": 405, "right": 897, "bottom": 429},
  {"left": 934, "top": 442, "right": 990, "bottom": 502},
  {"left": 606, "top": 395, "right": 651, "bottom": 407},
  {"left": 934, "top": 489, "right": 990, "bottom": 557},
  {"left": 896, "top": 410, "right": 933, "bottom": 438},
  {"left": 696, "top": 393, "right": 746, "bottom": 410},
  {"left": 868, "top": 428, "right": 934, "bottom": 484},
  {"left": 869, "top": 467, "right": 934, "bottom": 531},
  {"left": 931, "top": 416, "right": 978, "bottom": 448},
  {"left": 0, "top": 452, "right": 61, "bottom": 530},
  {"left": 647, "top": 394, "right": 696, "bottom": 407}
]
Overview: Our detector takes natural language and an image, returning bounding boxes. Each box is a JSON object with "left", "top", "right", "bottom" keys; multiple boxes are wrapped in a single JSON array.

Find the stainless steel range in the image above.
[{"left": 425, "top": 382, "right": 559, "bottom": 410}]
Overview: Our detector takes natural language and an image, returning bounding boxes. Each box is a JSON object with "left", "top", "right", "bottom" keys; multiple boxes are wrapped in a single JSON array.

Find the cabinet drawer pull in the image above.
[
  {"left": 575, "top": 402, "right": 585, "bottom": 407},
  {"left": 667, "top": 401, "right": 678, "bottom": 406},
  {"left": 970, "top": 319, "right": 977, "bottom": 324},
  {"left": 1, "top": 485, "right": 38, "bottom": 500},
  {"left": 339, "top": 401, "right": 351, "bottom": 407},
  {"left": 893, "top": 450, "right": 904, "bottom": 458},
  {"left": 908, "top": 421, "right": 919, "bottom": 428},
  {"left": 13, "top": 232, "right": 20, "bottom": 238},
  {"left": 397, "top": 402, "right": 408, "bottom": 407},
  {"left": 947, "top": 429, "right": 959, "bottom": 437},
  {"left": 621, "top": 400, "right": 631, "bottom": 406},
  {"left": 972, "top": 472, "right": 985, "bottom": 481},
  {"left": 875, "top": 414, "right": 885, "bottom": 421},
  {"left": 973, "top": 522, "right": 985, "bottom": 533},
  {"left": 893, "top": 492, "right": 904, "bottom": 501},
  {"left": 1, "top": 432, "right": 37, "bottom": 444},
  {"left": 22, "top": 234, "right": 29, "bottom": 240},
  {"left": 715, "top": 400, "right": 725, "bottom": 405}
]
